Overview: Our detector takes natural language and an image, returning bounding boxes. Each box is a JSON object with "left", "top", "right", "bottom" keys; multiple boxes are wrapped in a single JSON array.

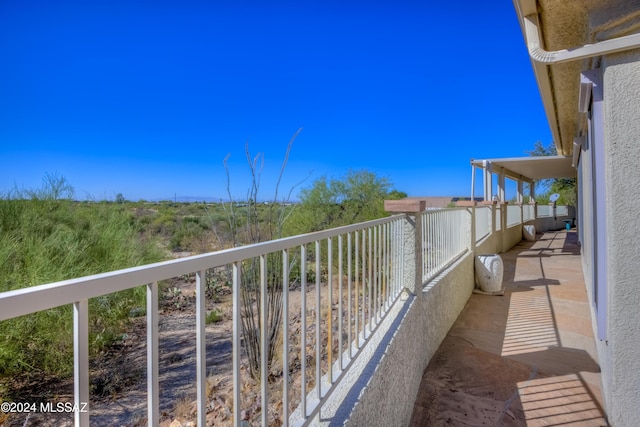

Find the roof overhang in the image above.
[
  {"left": 513, "top": 0, "right": 640, "bottom": 156},
  {"left": 471, "top": 156, "right": 576, "bottom": 181}
]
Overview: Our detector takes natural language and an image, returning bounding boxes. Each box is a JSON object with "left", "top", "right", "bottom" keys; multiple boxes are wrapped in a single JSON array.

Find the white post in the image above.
[
  {"left": 483, "top": 160, "right": 492, "bottom": 201},
  {"left": 498, "top": 167, "right": 506, "bottom": 203},
  {"left": 517, "top": 177, "right": 524, "bottom": 203},
  {"left": 196, "top": 270, "right": 207, "bottom": 427},
  {"left": 232, "top": 263, "right": 241, "bottom": 427},
  {"left": 260, "top": 255, "right": 268, "bottom": 427},
  {"left": 73, "top": 300, "right": 90, "bottom": 427},
  {"left": 282, "top": 250, "right": 290, "bottom": 427},
  {"left": 146, "top": 282, "right": 159, "bottom": 427},
  {"left": 470, "top": 164, "right": 477, "bottom": 254}
]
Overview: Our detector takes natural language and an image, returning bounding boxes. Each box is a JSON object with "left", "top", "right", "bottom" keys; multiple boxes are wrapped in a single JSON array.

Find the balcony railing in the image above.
[
  {"left": 0, "top": 215, "right": 407, "bottom": 427},
  {"left": 0, "top": 202, "right": 574, "bottom": 426},
  {"left": 523, "top": 204, "right": 535, "bottom": 222},
  {"left": 421, "top": 208, "right": 469, "bottom": 283},
  {"left": 506, "top": 205, "right": 521, "bottom": 228},
  {"left": 475, "top": 205, "right": 491, "bottom": 242},
  {"left": 537, "top": 205, "right": 553, "bottom": 217}
]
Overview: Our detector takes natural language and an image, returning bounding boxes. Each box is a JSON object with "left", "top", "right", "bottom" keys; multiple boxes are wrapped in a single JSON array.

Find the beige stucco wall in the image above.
[
  {"left": 503, "top": 224, "right": 523, "bottom": 251},
  {"left": 599, "top": 48, "right": 640, "bottom": 426}
]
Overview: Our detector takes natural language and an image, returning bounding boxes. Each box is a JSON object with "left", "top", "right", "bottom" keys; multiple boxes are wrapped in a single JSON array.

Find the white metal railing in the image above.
[
  {"left": 523, "top": 204, "right": 535, "bottom": 222},
  {"left": 421, "top": 208, "right": 470, "bottom": 283},
  {"left": 506, "top": 205, "right": 521, "bottom": 228},
  {"left": 537, "top": 205, "right": 553, "bottom": 217},
  {"left": 474, "top": 206, "right": 491, "bottom": 242},
  {"left": 0, "top": 215, "right": 406, "bottom": 427},
  {"left": 556, "top": 205, "right": 569, "bottom": 216},
  {"left": 0, "top": 199, "right": 580, "bottom": 426}
]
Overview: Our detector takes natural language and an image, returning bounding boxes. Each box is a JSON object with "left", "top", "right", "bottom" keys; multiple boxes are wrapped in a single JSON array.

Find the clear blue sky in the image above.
[{"left": 0, "top": 0, "right": 551, "bottom": 202}]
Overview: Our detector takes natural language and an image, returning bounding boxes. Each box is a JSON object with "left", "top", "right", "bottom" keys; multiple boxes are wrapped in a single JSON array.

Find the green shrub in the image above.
[
  {"left": 0, "top": 194, "right": 162, "bottom": 377},
  {"left": 205, "top": 309, "right": 223, "bottom": 324}
]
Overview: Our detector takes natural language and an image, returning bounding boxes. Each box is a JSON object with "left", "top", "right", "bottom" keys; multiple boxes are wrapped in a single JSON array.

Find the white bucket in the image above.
[
  {"left": 523, "top": 225, "right": 536, "bottom": 241},
  {"left": 475, "top": 254, "right": 504, "bottom": 293}
]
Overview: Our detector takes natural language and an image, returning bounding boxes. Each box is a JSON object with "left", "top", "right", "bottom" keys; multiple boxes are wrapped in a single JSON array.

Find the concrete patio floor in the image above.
[{"left": 410, "top": 230, "right": 607, "bottom": 426}]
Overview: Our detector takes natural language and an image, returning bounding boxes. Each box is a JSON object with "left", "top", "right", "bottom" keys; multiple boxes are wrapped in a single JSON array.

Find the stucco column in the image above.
[
  {"left": 500, "top": 202, "right": 509, "bottom": 253},
  {"left": 517, "top": 177, "right": 524, "bottom": 203},
  {"left": 483, "top": 161, "right": 492, "bottom": 202},
  {"left": 498, "top": 168, "right": 506, "bottom": 203},
  {"left": 384, "top": 199, "right": 425, "bottom": 296}
]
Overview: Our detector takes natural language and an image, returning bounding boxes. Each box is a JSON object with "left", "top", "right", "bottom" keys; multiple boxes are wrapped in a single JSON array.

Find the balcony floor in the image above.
[{"left": 410, "top": 230, "right": 607, "bottom": 426}]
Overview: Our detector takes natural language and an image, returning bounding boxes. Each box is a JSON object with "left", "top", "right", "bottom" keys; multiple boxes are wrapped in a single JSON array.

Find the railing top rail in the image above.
[{"left": 0, "top": 214, "right": 406, "bottom": 321}]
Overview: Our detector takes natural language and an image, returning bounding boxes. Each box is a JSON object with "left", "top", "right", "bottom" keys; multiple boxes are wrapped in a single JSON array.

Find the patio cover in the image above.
[{"left": 471, "top": 156, "right": 575, "bottom": 181}]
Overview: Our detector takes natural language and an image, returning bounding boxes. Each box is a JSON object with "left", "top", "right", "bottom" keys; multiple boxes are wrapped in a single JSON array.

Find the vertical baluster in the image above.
[
  {"left": 232, "top": 263, "right": 241, "bottom": 427},
  {"left": 373, "top": 226, "right": 378, "bottom": 325},
  {"left": 438, "top": 211, "right": 443, "bottom": 271},
  {"left": 300, "top": 245, "right": 307, "bottom": 418},
  {"left": 360, "top": 230, "right": 367, "bottom": 340},
  {"left": 282, "top": 249, "right": 290, "bottom": 427},
  {"left": 146, "top": 282, "right": 159, "bottom": 427},
  {"left": 354, "top": 231, "right": 360, "bottom": 349},
  {"left": 327, "top": 237, "right": 333, "bottom": 383},
  {"left": 445, "top": 211, "right": 450, "bottom": 262},
  {"left": 73, "top": 300, "right": 89, "bottom": 427},
  {"left": 260, "top": 255, "right": 268, "bottom": 427},
  {"left": 428, "top": 213, "right": 432, "bottom": 279},
  {"left": 393, "top": 220, "right": 398, "bottom": 297},
  {"left": 384, "top": 223, "right": 389, "bottom": 309},
  {"left": 422, "top": 214, "right": 426, "bottom": 280},
  {"left": 347, "top": 232, "right": 353, "bottom": 359},
  {"left": 315, "top": 240, "right": 321, "bottom": 401},
  {"left": 338, "top": 234, "right": 343, "bottom": 371},
  {"left": 196, "top": 270, "right": 206, "bottom": 427},
  {"left": 367, "top": 227, "right": 372, "bottom": 335}
]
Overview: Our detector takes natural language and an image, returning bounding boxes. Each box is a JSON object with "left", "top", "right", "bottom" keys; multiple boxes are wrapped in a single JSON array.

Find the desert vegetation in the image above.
[{"left": 0, "top": 155, "right": 406, "bottom": 425}]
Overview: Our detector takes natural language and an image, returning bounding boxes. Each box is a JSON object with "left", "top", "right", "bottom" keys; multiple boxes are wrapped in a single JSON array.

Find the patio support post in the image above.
[
  {"left": 498, "top": 167, "right": 506, "bottom": 203},
  {"left": 517, "top": 177, "right": 524, "bottom": 203},
  {"left": 501, "top": 202, "right": 509, "bottom": 253},
  {"left": 531, "top": 180, "right": 536, "bottom": 202},
  {"left": 470, "top": 164, "right": 477, "bottom": 255},
  {"left": 483, "top": 161, "right": 492, "bottom": 202}
]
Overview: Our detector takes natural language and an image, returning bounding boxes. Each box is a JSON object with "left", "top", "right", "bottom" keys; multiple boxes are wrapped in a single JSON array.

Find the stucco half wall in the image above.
[{"left": 344, "top": 253, "right": 474, "bottom": 426}]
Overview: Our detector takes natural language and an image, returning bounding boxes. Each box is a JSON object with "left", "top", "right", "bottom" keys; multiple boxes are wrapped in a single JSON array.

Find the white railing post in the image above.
[
  {"left": 232, "top": 262, "right": 241, "bottom": 427},
  {"left": 73, "top": 300, "right": 89, "bottom": 427},
  {"left": 146, "top": 282, "right": 159, "bottom": 427},
  {"left": 282, "top": 249, "right": 290, "bottom": 427},
  {"left": 196, "top": 270, "right": 207, "bottom": 427},
  {"left": 315, "top": 240, "right": 322, "bottom": 402},
  {"left": 338, "top": 235, "right": 344, "bottom": 371},
  {"left": 327, "top": 238, "right": 333, "bottom": 382},
  {"left": 299, "top": 246, "right": 307, "bottom": 417},
  {"left": 470, "top": 204, "right": 477, "bottom": 254},
  {"left": 260, "top": 255, "right": 268, "bottom": 427}
]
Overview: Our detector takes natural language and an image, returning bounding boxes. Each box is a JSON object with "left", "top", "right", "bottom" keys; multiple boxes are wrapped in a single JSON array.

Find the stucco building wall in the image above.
[{"left": 599, "top": 48, "right": 640, "bottom": 425}]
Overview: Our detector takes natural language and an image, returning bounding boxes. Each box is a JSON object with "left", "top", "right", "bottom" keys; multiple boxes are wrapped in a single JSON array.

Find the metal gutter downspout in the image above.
[
  {"left": 523, "top": 13, "right": 640, "bottom": 64},
  {"left": 513, "top": 0, "right": 640, "bottom": 155}
]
